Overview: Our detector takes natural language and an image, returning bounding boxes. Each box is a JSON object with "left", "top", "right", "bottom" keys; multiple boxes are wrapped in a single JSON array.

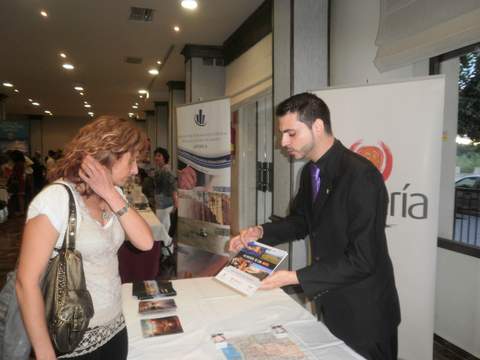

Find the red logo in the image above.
[{"left": 350, "top": 140, "right": 393, "bottom": 181}]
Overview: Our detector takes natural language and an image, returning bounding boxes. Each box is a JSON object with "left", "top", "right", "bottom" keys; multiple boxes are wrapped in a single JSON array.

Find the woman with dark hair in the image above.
[{"left": 15, "top": 116, "right": 154, "bottom": 359}]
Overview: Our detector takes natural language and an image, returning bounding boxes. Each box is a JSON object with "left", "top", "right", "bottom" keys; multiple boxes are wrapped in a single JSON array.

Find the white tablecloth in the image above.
[
  {"left": 122, "top": 277, "right": 364, "bottom": 359},
  {"left": 137, "top": 208, "right": 171, "bottom": 244}
]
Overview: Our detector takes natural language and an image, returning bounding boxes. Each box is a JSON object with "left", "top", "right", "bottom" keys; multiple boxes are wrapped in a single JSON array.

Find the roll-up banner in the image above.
[
  {"left": 313, "top": 76, "right": 445, "bottom": 360},
  {"left": 176, "top": 98, "right": 231, "bottom": 255}
]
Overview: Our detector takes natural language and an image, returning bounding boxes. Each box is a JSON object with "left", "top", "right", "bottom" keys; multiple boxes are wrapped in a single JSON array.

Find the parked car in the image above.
[{"left": 455, "top": 175, "right": 480, "bottom": 215}]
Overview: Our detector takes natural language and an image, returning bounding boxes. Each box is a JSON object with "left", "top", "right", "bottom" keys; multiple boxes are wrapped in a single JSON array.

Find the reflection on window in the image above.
[{"left": 454, "top": 48, "right": 480, "bottom": 247}]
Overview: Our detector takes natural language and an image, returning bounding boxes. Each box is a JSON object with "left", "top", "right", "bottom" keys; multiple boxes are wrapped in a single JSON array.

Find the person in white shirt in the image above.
[{"left": 16, "top": 116, "right": 154, "bottom": 359}]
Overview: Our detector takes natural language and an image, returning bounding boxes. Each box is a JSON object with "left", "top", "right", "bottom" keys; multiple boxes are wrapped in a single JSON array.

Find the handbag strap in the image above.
[{"left": 55, "top": 183, "right": 77, "bottom": 251}]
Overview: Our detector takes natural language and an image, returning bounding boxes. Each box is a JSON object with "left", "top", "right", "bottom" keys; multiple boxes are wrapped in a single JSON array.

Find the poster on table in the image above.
[
  {"left": 176, "top": 98, "right": 231, "bottom": 255},
  {"left": 313, "top": 76, "right": 445, "bottom": 360}
]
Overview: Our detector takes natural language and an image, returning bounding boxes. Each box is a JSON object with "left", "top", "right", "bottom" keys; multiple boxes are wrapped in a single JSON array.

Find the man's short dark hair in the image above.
[
  {"left": 154, "top": 147, "right": 170, "bottom": 164},
  {"left": 276, "top": 92, "right": 332, "bottom": 134}
]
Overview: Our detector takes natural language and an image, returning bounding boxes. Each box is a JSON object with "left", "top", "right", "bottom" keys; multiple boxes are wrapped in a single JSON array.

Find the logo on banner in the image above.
[
  {"left": 194, "top": 109, "right": 206, "bottom": 126},
  {"left": 350, "top": 140, "right": 393, "bottom": 181}
]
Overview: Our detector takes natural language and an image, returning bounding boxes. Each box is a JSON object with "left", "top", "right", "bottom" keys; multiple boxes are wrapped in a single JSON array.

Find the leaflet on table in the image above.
[
  {"left": 140, "top": 315, "right": 183, "bottom": 338},
  {"left": 132, "top": 279, "right": 176, "bottom": 300},
  {"left": 138, "top": 299, "right": 177, "bottom": 315},
  {"left": 215, "top": 241, "right": 287, "bottom": 296}
]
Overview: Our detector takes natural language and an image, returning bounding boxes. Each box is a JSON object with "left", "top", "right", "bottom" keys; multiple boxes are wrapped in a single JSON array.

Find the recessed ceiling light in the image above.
[
  {"left": 40, "top": 10, "right": 48, "bottom": 17},
  {"left": 134, "top": 102, "right": 139, "bottom": 106},
  {"left": 148, "top": 68, "right": 159, "bottom": 75},
  {"left": 138, "top": 89, "right": 148, "bottom": 94},
  {"left": 14, "top": 89, "right": 19, "bottom": 93},
  {"left": 128, "top": 112, "right": 134, "bottom": 117},
  {"left": 32, "top": 102, "right": 40, "bottom": 106},
  {"left": 62, "top": 63, "right": 74, "bottom": 70},
  {"left": 156, "top": 60, "right": 162, "bottom": 65},
  {"left": 44, "top": 110, "right": 52, "bottom": 115},
  {"left": 132, "top": 105, "right": 138, "bottom": 109},
  {"left": 79, "top": 92, "right": 84, "bottom": 96},
  {"left": 84, "top": 104, "right": 91, "bottom": 108},
  {"left": 181, "top": 0, "right": 198, "bottom": 10},
  {"left": 59, "top": 52, "right": 67, "bottom": 58},
  {"left": 88, "top": 112, "right": 94, "bottom": 116},
  {"left": 139, "top": 95, "right": 144, "bottom": 98},
  {"left": 74, "top": 86, "right": 84, "bottom": 91},
  {"left": 173, "top": 25, "right": 180, "bottom": 32},
  {"left": 2, "top": 82, "right": 13, "bottom": 87},
  {"left": 28, "top": 98, "right": 33, "bottom": 102}
]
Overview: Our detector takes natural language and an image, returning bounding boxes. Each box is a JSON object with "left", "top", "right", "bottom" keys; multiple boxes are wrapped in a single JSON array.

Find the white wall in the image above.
[
  {"left": 225, "top": 33, "right": 272, "bottom": 106},
  {"left": 190, "top": 57, "right": 225, "bottom": 103},
  {"left": 330, "top": 0, "right": 480, "bottom": 358}
]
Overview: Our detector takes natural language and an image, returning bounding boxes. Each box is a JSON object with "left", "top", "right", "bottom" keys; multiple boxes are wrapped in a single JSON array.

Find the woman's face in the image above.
[{"left": 111, "top": 151, "right": 138, "bottom": 186}]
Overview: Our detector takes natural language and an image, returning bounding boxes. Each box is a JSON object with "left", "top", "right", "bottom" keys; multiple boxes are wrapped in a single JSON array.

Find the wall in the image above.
[
  {"left": 190, "top": 57, "right": 225, "bottom": 103},
  {"left": 331, "top": 0, "right": 479, "bottom": 357},
  {"left": 225, "top": 33, "right": 272, "bottom": 106}
]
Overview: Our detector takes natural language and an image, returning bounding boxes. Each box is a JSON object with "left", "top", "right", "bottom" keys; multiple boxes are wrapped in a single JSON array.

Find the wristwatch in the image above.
[{"left": 114, "top": 202, "right": 130, "bottom": 217}]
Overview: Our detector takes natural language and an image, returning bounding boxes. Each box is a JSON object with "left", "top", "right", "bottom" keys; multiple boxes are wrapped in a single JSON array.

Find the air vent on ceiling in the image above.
[
  {"left": 129, "top": 7, "right": 154, "bottom": 22},
  {"left": 125, "top": 56, "right": 143, "bottom": 64}
]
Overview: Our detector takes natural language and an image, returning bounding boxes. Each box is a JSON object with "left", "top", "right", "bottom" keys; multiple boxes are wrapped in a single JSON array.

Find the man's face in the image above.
[{"left": 278, "top": 112, "right": 316, "bottom": 160}]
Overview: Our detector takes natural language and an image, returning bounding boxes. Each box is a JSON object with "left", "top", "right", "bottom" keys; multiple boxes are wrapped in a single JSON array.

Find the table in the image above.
[
  {"left": 122, "top": 277, "right": 364, "bottom": 359},
  {"left": 118, "top": 208, "right": 171, "bottom": 283}
]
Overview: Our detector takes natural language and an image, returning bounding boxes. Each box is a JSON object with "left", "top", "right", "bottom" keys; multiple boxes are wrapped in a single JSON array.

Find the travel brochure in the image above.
[
  {"left": 141, "top": 315, "right": 184, "bottom": 338},
  {"left": 132, "top": 279, "right": 176, "bottom": 300},
  {"left": 138, "top": 299, "right": 177, "bottom": 315},
  {"left": 215, "top": 241, "right": 288, "bottom": 296}
]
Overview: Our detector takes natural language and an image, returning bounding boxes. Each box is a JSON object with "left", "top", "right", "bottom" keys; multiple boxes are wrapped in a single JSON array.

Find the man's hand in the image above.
[
  {"left": 259, "top": 270, "right": 299, "bottom": 290},
  {"left": 228, "top": 225, "right": 263, "bottom": 253}
]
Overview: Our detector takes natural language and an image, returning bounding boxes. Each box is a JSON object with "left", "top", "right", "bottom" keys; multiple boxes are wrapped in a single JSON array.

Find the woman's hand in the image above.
[{"left": 79, "top": 155, "right": 116, "bottom": 199}]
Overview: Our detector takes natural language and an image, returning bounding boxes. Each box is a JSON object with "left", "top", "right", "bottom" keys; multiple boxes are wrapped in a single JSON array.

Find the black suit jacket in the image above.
[{"left": 262, "top": 140, "right": 400, "bottom": 346}]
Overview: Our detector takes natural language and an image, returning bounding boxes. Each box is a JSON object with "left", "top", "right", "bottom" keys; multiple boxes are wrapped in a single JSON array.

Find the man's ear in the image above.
[{"left": 312, "top": 118, "right": 324, "bottom": 135}]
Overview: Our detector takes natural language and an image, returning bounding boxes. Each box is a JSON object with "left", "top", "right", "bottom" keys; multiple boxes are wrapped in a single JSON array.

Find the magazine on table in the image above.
[
  {"left": 132, "top": 279, "right": 176, "bottom": 300},
  {"left": 140, "top": 315, "right": 183, "bottom": 338},
  {"left": 138, "top": 299, "right": 177, "bottom": 315},
  {"left": 215, "top": 241, "right": 288, "bottom": 296}
]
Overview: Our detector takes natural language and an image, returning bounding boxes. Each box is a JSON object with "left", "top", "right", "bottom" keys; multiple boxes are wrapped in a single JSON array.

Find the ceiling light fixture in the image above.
[
  {"left": 32, "top": 102, "right": 40, "bottom": 106},
  {"left": 40, "top": 10, "right": 48, "bottom": 17},
  {"left": 28, "top": 99, "right": 33, "bottom": 102},
  {"left": 2, "top": 82, "right": 13, "bottom": 87},
  {"left": 148, "top": 68, "right": 159, "bottom": 75},
  {"left": 84, "top": 104, "right": 91, "bottom": 108},
  {"left": 88, "top": 112, "right": 94, "bottom": 116},
  {"left": 62, "top": 63, "right": 74, "bottom": 70},
  {"left": 173, "top": 25, "right": 180, "bottom": 32},
  {"left": 14, "top": 89, "right": 19, "bottom": 93},
  {"left": 59, "top": 52, "right": 67, "bottom": 58},
  {"left": 44, "top": 110, "right": 52, "bottom": 115},
  {"left": 156, "top": 60, "right": 162, "bottom": 65},
  {"left": 74, "top": 86, "right": 84, "bottom": 91},
  {"left": 138, "top": 89, "right": 148, "bottom": 94},
  {"left": 79, "top": 92, "right": 84, "bottom": 96},
  {"left": 181, "top": 0, "right": 198, "bottom": 10},
  {"left": 128, "top": 112, "right": 134, "bottom": 117},
  {"left": 132, "top": 105, "right": 138, "bottom": 109}
]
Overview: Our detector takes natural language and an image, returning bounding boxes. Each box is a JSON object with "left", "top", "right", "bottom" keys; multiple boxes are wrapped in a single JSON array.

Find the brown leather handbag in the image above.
[{"left": 42, "top": 184, "right": 94, "bottom": 354}]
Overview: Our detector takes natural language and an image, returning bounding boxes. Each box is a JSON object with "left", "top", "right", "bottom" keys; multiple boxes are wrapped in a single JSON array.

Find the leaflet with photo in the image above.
[
  {"left": 138, "top": 299, "right": 177, "bottom": 315},
  {"left": 132, "top": 279, "right": 176, "bottom": 300},
  {"left": 215, "top": 241, "right": 288, "bottom": 296},
  {"left": 140, "top": 315, "right": 183, "bottom": 338}
]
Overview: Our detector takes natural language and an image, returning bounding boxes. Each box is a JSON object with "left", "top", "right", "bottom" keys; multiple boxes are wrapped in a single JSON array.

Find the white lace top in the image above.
[{"left": 26, "top": 181, "right": 125, "bottom": 328}]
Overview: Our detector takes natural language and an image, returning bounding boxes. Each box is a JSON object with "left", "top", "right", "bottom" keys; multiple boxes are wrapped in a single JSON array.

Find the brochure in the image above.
[
  {"left": 215, "top": 241, "right": 288, "bottom": 296},
  {"left": 132, "top": 279, "right": 176, "bottom": 300},
  {"left": 138, "top": 299, "right": 177, "bottom": 315},
  {"left": 140, "top": 315, "right": 183, "bottom": 338}
]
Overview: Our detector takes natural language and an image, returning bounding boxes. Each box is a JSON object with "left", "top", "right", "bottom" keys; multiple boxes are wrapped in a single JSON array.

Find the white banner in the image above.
[
  {"left": 176, "top": 98, "right": 231, "bottom": 255},
  {"left": 314, "top": 77, "right": 445, "bottom": 360}
]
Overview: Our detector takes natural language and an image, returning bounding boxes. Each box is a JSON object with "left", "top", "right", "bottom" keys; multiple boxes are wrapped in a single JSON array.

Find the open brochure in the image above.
[{"left": 215, "top": 241, "right": 288, "bottom": 296}]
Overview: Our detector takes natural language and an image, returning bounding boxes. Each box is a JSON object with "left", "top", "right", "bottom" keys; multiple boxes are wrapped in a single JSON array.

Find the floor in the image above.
[{"left": 0, "top": 216, "right": 477, "bottom": 360}]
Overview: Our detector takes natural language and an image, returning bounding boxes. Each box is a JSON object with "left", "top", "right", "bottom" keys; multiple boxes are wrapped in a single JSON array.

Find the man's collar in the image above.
[{"left": 312, "top": 138, "right": 343, "bottom": 177}]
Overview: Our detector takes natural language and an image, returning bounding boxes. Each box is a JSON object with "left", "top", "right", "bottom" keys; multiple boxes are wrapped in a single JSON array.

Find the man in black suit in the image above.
[{"left": 229, "top": 93, "right": 400, "bottom": 360}]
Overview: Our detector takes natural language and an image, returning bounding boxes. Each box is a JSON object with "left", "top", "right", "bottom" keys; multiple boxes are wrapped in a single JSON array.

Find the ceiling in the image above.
[{"left": 0, "top": 0, "right": 263, "bottom": 118}]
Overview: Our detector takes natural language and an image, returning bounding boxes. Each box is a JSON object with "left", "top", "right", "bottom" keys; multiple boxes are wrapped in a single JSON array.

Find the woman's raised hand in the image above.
[{"left": 79, "top": 155, "right": 115, "bottom": 199}]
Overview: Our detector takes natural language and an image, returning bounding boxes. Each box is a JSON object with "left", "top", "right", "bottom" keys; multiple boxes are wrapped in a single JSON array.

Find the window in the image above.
[{"left": 432, "top": 42, "right": 480, "bottom": 257}]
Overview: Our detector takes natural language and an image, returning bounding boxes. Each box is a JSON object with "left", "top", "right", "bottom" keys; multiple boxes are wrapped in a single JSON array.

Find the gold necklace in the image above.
[{"left": 100, "top": 203, "right": 110, "bottom": 221}]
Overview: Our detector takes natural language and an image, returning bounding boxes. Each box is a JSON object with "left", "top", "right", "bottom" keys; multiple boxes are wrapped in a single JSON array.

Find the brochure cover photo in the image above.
[
  {"left": 138, "top": 299, "right": 177, "bottom": 315},
  {"left": 132, "top": 279, "right": 176, "bottom": 300},
  {"left": 215, "top": 241, "right": 287, "bottom": 296}
]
